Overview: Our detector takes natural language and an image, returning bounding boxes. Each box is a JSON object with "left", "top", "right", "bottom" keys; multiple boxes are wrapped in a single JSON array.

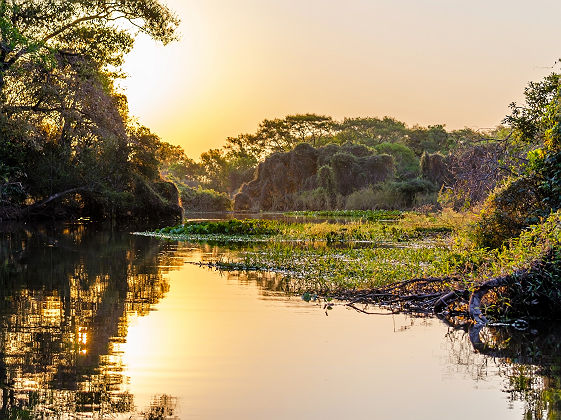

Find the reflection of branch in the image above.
[{"left": 346, "top": 303, "right": 397, "bottom": 316}]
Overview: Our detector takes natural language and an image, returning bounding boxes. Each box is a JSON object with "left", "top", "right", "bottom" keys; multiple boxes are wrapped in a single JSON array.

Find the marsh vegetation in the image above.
[{"left": 146, "top": 205, "right": 561, "bottom": 329}]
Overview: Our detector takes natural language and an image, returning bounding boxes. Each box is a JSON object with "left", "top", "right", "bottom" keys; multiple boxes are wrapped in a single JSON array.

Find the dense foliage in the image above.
[
  {"left": 0, "top": 0, "right": 509, "bottom": 219},
  {"left": 0, "top": 0, "right": 183, "bottom": 220},
  {"left": 179, "top": 186, "right": 232, "bottom": 212},
  {"left": 473, "top": 72, "right": 561, "bottom": 248},
  {"left": 232, "top": 141, "right": 447, "bottom": 211},
  {"left": 0, "top": 1, "right": 553, "bottom": 221}
]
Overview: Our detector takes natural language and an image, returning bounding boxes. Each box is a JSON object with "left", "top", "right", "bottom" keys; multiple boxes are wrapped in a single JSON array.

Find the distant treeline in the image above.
[{"left": 161, "top": 114, "right": 510, "bottom": 212}]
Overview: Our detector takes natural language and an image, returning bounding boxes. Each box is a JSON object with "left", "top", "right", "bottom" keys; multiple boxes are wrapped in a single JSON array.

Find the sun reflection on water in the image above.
[
  {"left": 1, "top": 225, "right": 561, "bottom": 419},
  {"left": 0, "top": 224, "right": 185, "bottom": 418}
]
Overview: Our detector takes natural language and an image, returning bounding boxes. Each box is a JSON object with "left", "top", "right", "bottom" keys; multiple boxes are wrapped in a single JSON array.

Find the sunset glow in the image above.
[{"left": 122, "top": 0, "right": 561, "bottom": 157}]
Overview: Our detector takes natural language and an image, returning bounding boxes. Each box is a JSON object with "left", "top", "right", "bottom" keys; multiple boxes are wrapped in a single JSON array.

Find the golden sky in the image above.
[{"left": 121, "top": 0, "right": 561, "bottom": 158}]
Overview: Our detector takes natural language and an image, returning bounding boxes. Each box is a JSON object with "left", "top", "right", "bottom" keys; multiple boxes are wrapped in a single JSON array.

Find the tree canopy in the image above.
[{"left": 0, "top": 1, "right": 182, "bottom": 220}]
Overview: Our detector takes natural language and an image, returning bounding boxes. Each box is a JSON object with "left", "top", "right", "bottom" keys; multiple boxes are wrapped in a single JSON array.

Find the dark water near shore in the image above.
[{"left": 0, "top": 223, "right": 560, "bottom": 419}]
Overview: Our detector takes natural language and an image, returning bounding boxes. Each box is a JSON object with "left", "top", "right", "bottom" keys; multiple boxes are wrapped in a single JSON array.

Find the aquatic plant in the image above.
[{"left": 155, "top": 219, "right": 280, "bottom": 236}]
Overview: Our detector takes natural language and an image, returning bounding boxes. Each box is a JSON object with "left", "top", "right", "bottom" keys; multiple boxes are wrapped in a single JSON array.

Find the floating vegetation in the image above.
[
  {"left": 138, "top": 213, "right": 461, "bottom": 246},
  {"left": 138, "top": 213, "right": 470, "bottom": 293},
  {"left": 141, "top": 211, "right": 561, "bottom": 326},
  {"left": 325, "top": 213, "right": 561, "bottom": 327},
  {"left": 154, "top": 219, "right": 280, "bottom": 236},
  {"left": 201, "top": 243, "right": 463, "bottom": 291}
]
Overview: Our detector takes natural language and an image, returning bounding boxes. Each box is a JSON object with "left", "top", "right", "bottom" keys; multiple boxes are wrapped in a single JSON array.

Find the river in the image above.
[{"left": 0, "top": 222, "right": 558, "bottom": 419}]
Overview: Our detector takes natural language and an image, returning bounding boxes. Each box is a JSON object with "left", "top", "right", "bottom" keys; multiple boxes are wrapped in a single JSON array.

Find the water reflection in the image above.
[
  {"left": 1, "top": 224, "right": 561, "bottom": 419},
  {"left": 473, "top": 325, "right": 561, "bottom": 419},
  {"left": 0, "top": 223, "right": 183, "bottom": 418}
]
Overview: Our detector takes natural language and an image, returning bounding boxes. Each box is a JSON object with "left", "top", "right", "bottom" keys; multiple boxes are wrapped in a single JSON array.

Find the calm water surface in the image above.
[{"left": 0, "top": 223, "right": 559, "bottom": 419}]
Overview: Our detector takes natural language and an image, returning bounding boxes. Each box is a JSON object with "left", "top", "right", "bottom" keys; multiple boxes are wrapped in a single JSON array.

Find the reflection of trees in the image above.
[
  {"left": 190, "top": 241, "right": 323, "bottom": 295},
  {"left": 0, "top": 224, "right": 183, "bottom": 418},
  {"left": 446, "top": 324, "right": 561, "bottom": 420},
  {"left": 227, "top": 271, "right": 296, "bottom": 295},
  {"left": 142, "top": 394, "right": 179, "bottom": 420}
]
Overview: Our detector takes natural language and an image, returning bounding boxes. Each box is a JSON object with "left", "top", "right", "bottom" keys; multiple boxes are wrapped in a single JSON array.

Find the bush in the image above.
[
  {"left": 331, "top": 152, "right": 359, "bottom": 195},
  {"left": 293, "top": 187, "right": 337, "bottom": 210},
  {"left": 413, "top": 192, "right": 439, "bottom": 209},
  {"left": 180, "top": 186, "right": 232, "bottom": 212},
  {"left": 317, "top": 165, "right": 336, "bottom": 207},
  {"left": 471, "top": 176, "right": 546, "bottom": 248},
  {"left": 374, "top": 142, "right": 419, "bottom": 179},
  {"left": 357, "top": 154, "right": 395, "bottom": 186},
  {"left": 343, "top": 179, "right": 437, "bottom": 210},
  {"left": 345, "top": 187, "right": 379, "bottom": 210},
  {"left": 420, "top": 152, "right": 450, "bottom": 186},
  {"left": 340, "top": 142, "right": 372, "bottom": 157},
  {"left": 342, "top": 185, "right": 404, "bottom": 210}
]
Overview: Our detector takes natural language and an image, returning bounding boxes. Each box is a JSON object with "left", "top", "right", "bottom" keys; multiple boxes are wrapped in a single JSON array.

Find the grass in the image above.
[{"left": 286, "top": 209, "right": 403, "bottom": 221}]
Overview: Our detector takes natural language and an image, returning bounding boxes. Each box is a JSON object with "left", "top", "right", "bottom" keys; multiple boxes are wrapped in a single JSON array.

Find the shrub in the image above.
[
  {"left": 180, "top": 186, "right": 232, "bottom": 212},
  {"left": 293, "top": 187, "right": 336, "bottom": 210},
  {"left": 343, "top": 179, "right": 437, "bottom": 210},
  {"left": 357, "top": 154, "right": 395, "bottom": 186},
  {"left": 317, "top": 165, "right": 336, "bottom": 207},
  {"left": 374, "top": 142, "right": 419, "bottom": 179},
  {"left": 413, "top": 192, "right": 439, "bottom": 208},
  {"left": 470, "top": 176, "right": 545, "bottom": 248},
  {"left": 345, "top": 187, "right": 379, "bottom": 210},
  {"left": 317, "top": 143, "right": 341, "bottom": 166},
  {"left": 340, "top": 142, "right": 372, "bottom": 157},
  {"left": 420, "top": 152, "right": 450, "bottom": 186},
  {"left": 330, "top": 152, "right": 359, "bottom": 195},
  {"left": 342, "top": 185, "right": 404, "bottom": 210}
]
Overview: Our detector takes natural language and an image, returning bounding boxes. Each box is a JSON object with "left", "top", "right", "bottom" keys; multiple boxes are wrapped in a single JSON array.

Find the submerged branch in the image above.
[{"left": 328, "top": 257, "right": 558, "bottom": 330}]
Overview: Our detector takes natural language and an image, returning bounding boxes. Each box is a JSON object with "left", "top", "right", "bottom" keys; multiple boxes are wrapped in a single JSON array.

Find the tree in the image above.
[
  {"left": 336, "top": 116, "right": 407, "bottom": 146},
  {"left": 255, "top": 114, "right": 335, "bottom": 152},
  {"left": 503, "top": 73, "right": 560, "bottom": 145},
  {"left": 406, "top": 124, "right": 449, "bottom": 155},
  {"left": 256, "top": 117, "right": 293, "bottom": 152},
  {"left": 284, "top": 114, "right": 335, "bottom": 146},
  {"left": 0, "top": 0, "right": 179, "bottom": 91},
  {"left": 0, "top": 1, "right": 181, "bottom": 219},
  {"left": 472, "top": 72, "right": 561, "bottom": 247},
  {"left": 199, "top": 148, "right": 228, "bottom": 192}
]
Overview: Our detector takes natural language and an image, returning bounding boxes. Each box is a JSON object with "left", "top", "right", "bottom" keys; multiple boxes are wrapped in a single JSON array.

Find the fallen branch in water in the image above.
[{"left": 329, "top": 253, "right": 559, "bottom": 328}]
